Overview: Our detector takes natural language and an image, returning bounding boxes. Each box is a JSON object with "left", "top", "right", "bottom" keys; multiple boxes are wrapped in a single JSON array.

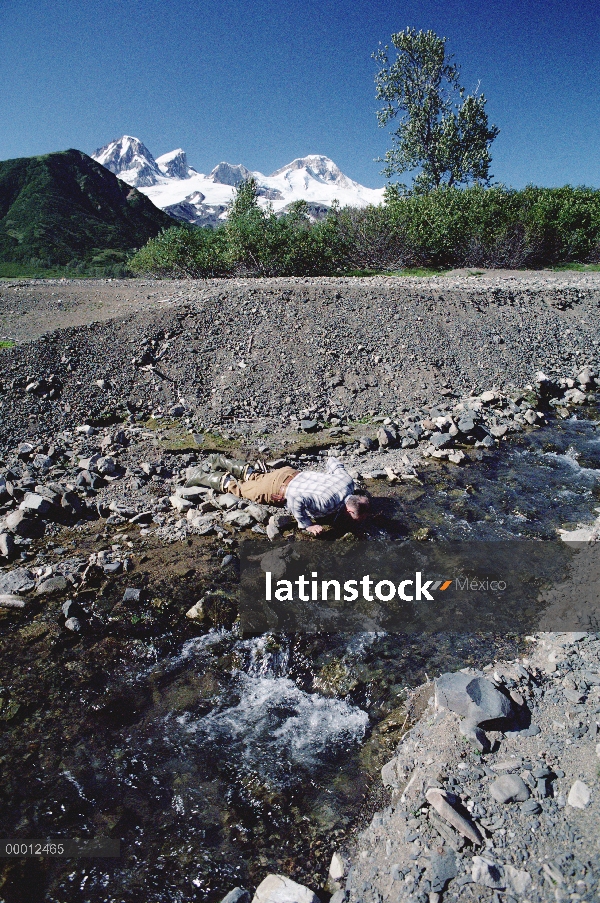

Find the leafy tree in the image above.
[{"left": 374, "top": 28, "right": 499, "bottom": 192}]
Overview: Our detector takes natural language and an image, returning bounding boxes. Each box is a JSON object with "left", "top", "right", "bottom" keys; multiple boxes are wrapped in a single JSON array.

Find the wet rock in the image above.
[
  {"left": 489, "top": 774, "right": 530, "bottom": 803},
  {"left": 251, "top": 874, "right": 318, "bottom": 903},
  {"left": 567, "top": 780, "right": 591, "bottom": 809}
]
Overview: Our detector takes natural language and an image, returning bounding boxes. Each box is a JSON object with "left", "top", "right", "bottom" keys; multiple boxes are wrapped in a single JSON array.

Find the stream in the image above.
[{"left": 0, "top": 406, "right": 599, "bottom": 903}]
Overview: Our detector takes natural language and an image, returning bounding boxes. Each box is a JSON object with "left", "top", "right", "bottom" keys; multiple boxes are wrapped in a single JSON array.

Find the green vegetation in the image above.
[
  {"left": 0, "top": 340, "right": 15, "bottom": 350},
  {"left": 0, "top": 149, "right": 174, "bottom": 273},
  {"left": 130, "top": 181, "right": 347, "bottom": 277},
  {"left": 374, "top": 28, "right": 498, "bottom": 191},
  {"left": 131, "top": 180, "right": 600, "bottom": 277}
]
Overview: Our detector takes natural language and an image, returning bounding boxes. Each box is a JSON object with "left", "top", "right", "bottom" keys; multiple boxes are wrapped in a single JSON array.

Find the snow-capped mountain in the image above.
[{"left": 92, "top": 136, "right": 384, "bottom": 226}]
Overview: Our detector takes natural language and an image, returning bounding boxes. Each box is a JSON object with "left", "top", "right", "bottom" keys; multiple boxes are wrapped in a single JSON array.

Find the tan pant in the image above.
[{"left": 227, "top": 466, "right": 298, "bottom": 505}]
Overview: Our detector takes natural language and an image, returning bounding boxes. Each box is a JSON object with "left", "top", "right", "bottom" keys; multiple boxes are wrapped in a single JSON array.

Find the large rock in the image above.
[
  {"left": 435, "top": 673, "right": 513, "bottom": 725},
  {"left": 36, "top": 576, "right": 69, "bottom": 596},
  {"left": 223, "top": 510, "right": 255, "bottom": 529},
  {"left": 5, "top": 510, "right": 45, "bottom": 538},
  {"left": 0, "top": 533, "right": 16, "bottom": 559},
  {"left": 252, "top": 874, "right": 318, "bottom": 903},
  {"left": 19, "top": 492, "right": 53, "bottom": 517},
  {"left": 472, "top": 857, "right": 505, "bottom": 889},
  {"left": 0, "top": 568, "right": 36, "bottom": 595}
]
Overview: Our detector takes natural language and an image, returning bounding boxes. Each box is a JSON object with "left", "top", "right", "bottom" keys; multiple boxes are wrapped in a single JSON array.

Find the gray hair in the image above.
[{"left": 345, "top": 494, "right": 370, "bottom": 516}]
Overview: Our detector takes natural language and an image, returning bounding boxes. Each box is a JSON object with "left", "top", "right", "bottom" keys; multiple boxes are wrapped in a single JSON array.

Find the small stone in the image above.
[
  {"left": 520, "top": 799, "right": 541, "bottom": 814},
  {"left": 266, "top": 521, "right": 281, "bottom": 541},
  {"left": 270, "top": 513, "right": 295, "bottom": 529},
  {"left": 170, "top": 495, "right": 193, "bottom": 513},
  {"left": 244, "top": 503, "right": 269, "bottom": 523},
  {"left": 448, "top": 450, "right": 465, "bottom": 465},
  {"left": 430, "top": 432, "right": 452, "bottom": 449},
  {"left": 64, "top": 616, "right": 82, "bottom": 632},
  {"left": 96, "top": 456, "right": 117, "bottom": 475},
  {"left": 251, "top": 874, "right": 318, "bottom": 903},
  {"left": 223, "top": 510, "right": 254, "bottom": 529},
  {"left": 103, "top": 561, "right": 122, "bottom": 575},
  {"left": 0, "top": 533, "right": 16, "bottom": 559},
  {"left": 176, "top": 485, "right": 210, "bottom": 501},
  {"left": 489, "top": 774, "right": 530, "bottom": 803},
  {"left": 299, "top": 419, "right": 319, "bottom": 433},
  {"left": 186, "top": 600, "right": 205, "bottom": 620},
  {"left": 123, "top": 588, "right": 141, "bottom": 602},
  {"left": 328, "top": 851, "right": 346, "bottom": 882},
  {"left": 216, "top": 493, "right": 240, "bottom": 510},
  {"left": 567, "top": 780, "right": 591, "bottom": 809},
  {"left": 458, "top": 415, "right": 476, "bottom": 433}
]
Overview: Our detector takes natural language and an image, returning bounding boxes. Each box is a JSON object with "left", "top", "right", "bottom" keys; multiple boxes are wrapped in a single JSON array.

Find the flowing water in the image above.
[{"left": 0, "top": 408, "right": 599, "bottom": 903}]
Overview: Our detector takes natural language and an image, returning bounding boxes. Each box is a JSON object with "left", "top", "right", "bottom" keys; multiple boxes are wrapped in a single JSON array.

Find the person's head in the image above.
[{"left": 344, "top": 494, "right": 370, "bottom": 521}]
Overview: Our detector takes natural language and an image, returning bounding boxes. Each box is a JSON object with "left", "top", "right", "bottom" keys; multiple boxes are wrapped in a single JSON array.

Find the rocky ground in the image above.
[
  {"left": 0, "top": 273, "right": 599, "bottom": 903},
  {"left": 332, "top": 629, "right": 600, "bottom": 903}
]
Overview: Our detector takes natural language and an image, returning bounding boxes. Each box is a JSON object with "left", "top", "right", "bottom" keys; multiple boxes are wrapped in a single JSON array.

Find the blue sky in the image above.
[{"left": 1, "top": 0, "right": 598, "bottom": 189}]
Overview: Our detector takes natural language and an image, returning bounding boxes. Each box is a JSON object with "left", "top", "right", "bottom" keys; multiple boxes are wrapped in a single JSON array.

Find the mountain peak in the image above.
[
  {"left": 92, "top": 136, "right": 162, "bottom": 188},
  {"left": 156, "top": 148, "right": 192, "bottom": 180},
  {"left": 269, "top": 155, "right": 351, "bottom": 186},
  {"left": 209, "top": 162, "right": 252, "bottom": 186}
]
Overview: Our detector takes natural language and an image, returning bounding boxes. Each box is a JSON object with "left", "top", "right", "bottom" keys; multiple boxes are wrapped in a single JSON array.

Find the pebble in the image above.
[{"left": 567, "top": 780, "right": 591, "bottom": 809}]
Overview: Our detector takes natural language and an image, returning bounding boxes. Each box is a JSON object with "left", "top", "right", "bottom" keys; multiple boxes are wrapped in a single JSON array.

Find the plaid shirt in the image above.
[{"left": 285, "top": 458, "right": 355, "bottom": 529}]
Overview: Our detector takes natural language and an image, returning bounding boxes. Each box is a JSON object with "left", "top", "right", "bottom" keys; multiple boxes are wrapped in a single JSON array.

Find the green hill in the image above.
[{"left": 0, "top": 148, "right": 175, "bottom": 269}]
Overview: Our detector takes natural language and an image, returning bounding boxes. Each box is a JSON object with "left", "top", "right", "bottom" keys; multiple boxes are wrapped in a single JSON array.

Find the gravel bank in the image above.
[
  {"left": 0, "top": 273, "right": 598, "bottom": 451},
  {"left": 335, "top": 628, "right": 600, "bottom": 903}
]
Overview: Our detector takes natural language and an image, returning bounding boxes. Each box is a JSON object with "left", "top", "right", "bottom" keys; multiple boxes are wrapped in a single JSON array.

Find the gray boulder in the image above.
[{"left": 0, "top": 568, "right": 35, "bottom": 595}]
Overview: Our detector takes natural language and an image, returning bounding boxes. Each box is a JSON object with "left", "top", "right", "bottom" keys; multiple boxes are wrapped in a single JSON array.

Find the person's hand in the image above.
[{"left": 305, "top": 524, "right": 324, "bottom": 535}]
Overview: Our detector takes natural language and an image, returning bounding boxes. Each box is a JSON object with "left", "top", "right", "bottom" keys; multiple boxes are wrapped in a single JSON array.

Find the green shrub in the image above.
[{"left": 128, "top": 225, "right": 230, "bottom": 278}]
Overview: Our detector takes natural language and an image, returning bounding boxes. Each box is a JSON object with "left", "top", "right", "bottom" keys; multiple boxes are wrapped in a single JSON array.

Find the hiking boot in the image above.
[
  {"left": 206, "top": 453, "right": 253, "bottom": 480},
  {"left": 184, "top": 468, "right": 231, "bottom": 492}
]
